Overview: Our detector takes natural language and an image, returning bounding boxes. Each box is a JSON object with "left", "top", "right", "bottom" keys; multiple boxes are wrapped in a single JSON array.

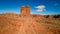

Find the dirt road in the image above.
[{"left": 0, "top": 15, "right": 54, "bottom": 34}]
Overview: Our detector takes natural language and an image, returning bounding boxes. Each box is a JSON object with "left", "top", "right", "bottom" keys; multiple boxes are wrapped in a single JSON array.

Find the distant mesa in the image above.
[{"left": 20, "top": 6, "right": 30, "bottom": 16}]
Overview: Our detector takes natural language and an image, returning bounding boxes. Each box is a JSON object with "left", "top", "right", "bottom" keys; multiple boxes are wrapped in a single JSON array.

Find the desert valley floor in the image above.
[{"left": 0, "top": 13, "right": 60, "bottom": 34}]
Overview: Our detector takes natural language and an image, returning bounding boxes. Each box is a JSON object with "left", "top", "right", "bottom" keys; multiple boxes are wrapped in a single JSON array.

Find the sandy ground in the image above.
[{"left": 0, "top": 14, "right": 59, "bottom": 34}]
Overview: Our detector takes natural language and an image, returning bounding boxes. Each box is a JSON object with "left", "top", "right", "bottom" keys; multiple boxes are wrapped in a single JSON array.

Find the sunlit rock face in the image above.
[{"left": 20, "top": 6, "right": 30, "bottom": 16}]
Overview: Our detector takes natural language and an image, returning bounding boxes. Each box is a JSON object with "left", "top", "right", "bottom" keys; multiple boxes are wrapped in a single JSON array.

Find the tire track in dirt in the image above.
[
  {"left": 17, "top": 17, "right": 53, "bottom": 34},
  {"left": 0, "top": 16, "right": 54, "bottom": 34}
]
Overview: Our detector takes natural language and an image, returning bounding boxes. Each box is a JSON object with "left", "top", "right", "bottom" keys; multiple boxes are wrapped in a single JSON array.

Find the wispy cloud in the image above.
[
  {"left": 35, "top": 5, "right": 46, "bottom": 12},
  {"left": 54, "top": 3, "right": 58, "bottom": 6}
]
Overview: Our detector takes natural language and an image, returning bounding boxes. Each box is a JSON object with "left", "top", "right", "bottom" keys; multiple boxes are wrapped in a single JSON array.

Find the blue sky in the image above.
[{"left": 0, "top": 0, "right": 60, "bottom": 15}]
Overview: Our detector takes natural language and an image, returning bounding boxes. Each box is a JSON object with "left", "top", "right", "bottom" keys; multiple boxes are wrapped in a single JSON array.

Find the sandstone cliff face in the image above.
[
  {"left": 20, "top": 6, "right": 30, "bottom": 16},
  {"left": 0, "top": 13, "right": 60, "bottom": 34}
]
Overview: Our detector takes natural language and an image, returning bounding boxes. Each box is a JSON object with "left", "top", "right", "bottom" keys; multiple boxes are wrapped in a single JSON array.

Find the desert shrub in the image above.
[
  {"left": 44, "top": 15, "right": 49, "bottom": 18},
  {"left": 53, "top": 15, "right": 60, "bottom": 18},
  {"left": 33, "top": 15, "right": 36, "bottom": 17},
  {"left": 45, "top": 21, "right": 52, "bottom": 24}
]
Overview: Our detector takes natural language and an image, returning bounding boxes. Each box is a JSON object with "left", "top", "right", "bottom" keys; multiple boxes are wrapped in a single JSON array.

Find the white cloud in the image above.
[{"left": 35, "top": 5, "right": 46, "bottom": 12}]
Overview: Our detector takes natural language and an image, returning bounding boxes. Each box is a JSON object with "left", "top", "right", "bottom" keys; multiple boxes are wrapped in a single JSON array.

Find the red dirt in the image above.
[{"left": 0, "top": 14, "right": 54, "bottom": 34}]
